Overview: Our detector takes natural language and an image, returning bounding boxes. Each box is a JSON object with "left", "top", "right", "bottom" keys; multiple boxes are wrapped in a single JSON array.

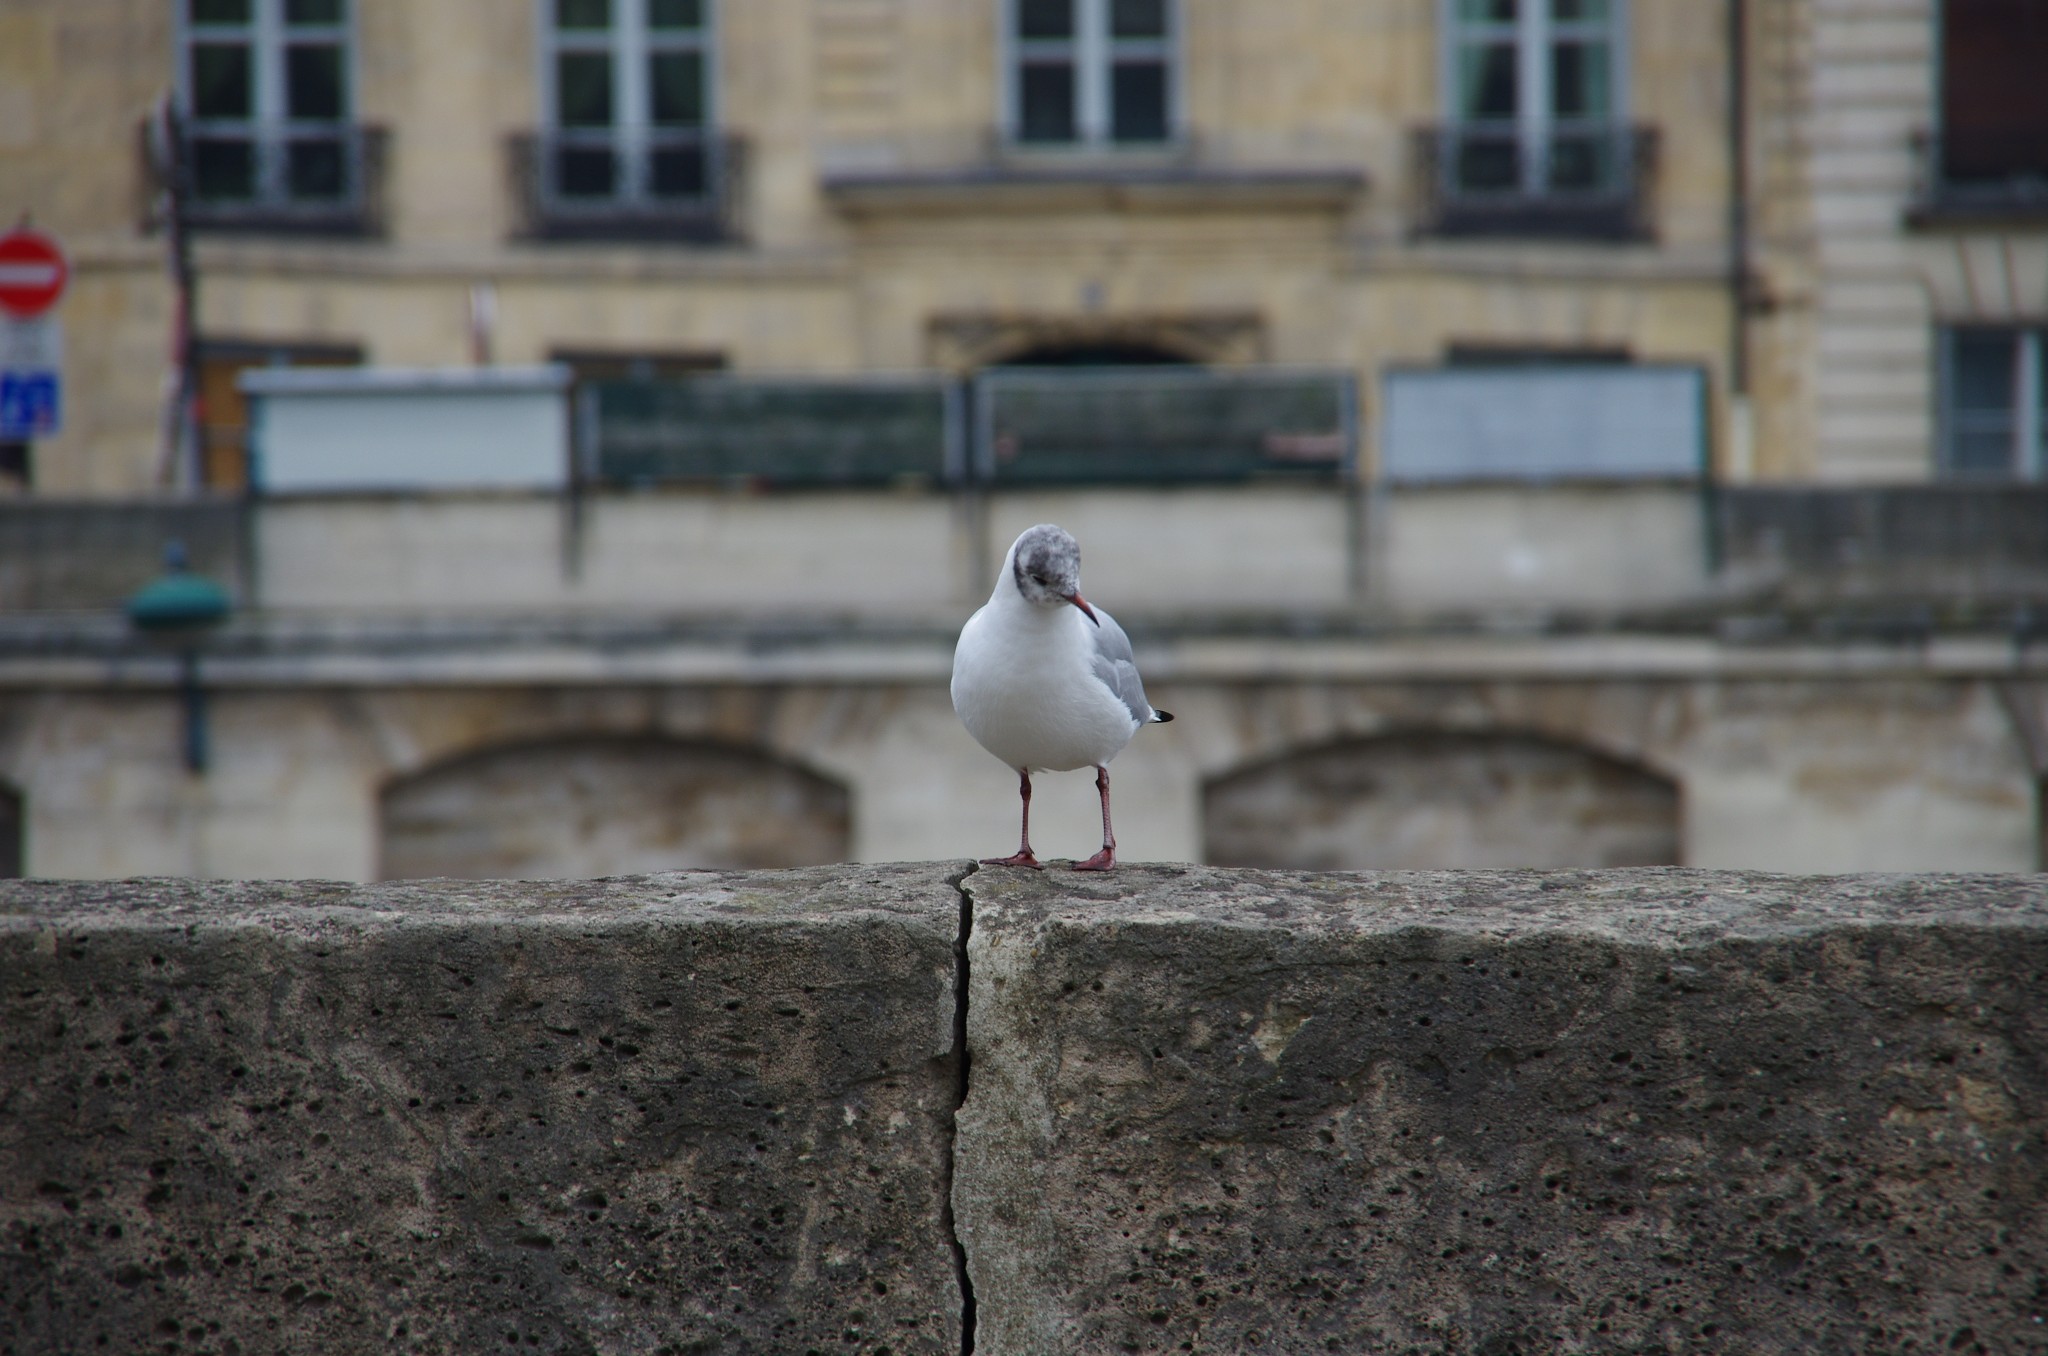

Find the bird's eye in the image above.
[{"left": 1031, "top": 573, "right": 1047, "bottom": 585}]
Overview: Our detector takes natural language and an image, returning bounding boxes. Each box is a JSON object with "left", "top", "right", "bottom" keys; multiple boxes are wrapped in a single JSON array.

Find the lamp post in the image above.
[{"left": 126, "top": 542, "right": 232, "bottom": 773}]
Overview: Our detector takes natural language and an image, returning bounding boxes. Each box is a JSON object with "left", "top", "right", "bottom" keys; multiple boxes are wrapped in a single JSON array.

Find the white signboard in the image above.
[
  {"left": 0, "top": 317, "right": 62, "bottom": 439},
  {"left": 242, "top": 365, "right": 571, "bottom": 493},
  {"left": 1381, "top": 364, "right": 1706, "bottom": 483}
]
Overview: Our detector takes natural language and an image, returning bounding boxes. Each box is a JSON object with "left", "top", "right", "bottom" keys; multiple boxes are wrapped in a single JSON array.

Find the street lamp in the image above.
[{"left": 126, "top": 541, "right": 232, "bottom": 773}]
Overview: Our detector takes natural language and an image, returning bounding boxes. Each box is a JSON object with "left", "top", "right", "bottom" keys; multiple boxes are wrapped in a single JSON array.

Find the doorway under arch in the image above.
[
  {"left": 1203, "top": 730, "right": 1680, "bottom": 870},
  {"left": 379, "top": 736, "right": 850, "bottom": 880}
]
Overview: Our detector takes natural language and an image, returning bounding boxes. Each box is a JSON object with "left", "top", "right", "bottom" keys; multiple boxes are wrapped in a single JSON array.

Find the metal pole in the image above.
[{"left": 180, "top": 649, "right": 207, "bottom": 774}]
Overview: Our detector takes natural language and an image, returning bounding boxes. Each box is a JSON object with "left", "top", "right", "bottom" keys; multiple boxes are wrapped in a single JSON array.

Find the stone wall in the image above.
[{"left": 3, "top": 866, "right": 2044, "bottom": 1355}]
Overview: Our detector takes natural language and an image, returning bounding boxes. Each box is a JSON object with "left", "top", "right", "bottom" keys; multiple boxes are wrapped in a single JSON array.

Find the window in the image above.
[
  {"left": 541, "top": 0, "right": 716, "bottom": 208},
  {"left": 1441, "top": 0, "right": 1626, "bottom": 196},
  {"left": 177, "top": 0, "right": 360, "bottom": 211},
  {"left": 1937, "top": 0, "right": 2048, "bottom": 195},
  {"left": 1008, "top": 0, "right": 1175, "bottom": 147},
  {"left": 1941, "top": 328, "right": 2047, "bottom": 480}
]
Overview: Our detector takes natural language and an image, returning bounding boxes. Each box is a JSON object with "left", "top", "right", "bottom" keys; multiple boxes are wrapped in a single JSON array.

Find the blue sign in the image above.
[
  {"left": 0, "top": 372, "right": 59, "bottom": 438},
  {"left": 0, "top": 317, "right": 61, "bottom": 439}
]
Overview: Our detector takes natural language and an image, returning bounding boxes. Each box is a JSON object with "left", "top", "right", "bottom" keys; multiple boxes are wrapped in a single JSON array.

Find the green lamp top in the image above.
[{"left": 127, "top": 542, "right": 232, "bottom": 633}]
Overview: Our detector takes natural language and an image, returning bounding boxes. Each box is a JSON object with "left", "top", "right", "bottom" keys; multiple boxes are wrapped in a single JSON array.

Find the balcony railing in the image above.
[
  {"left": 1907, "top": 128, "right": 2048, "bottom": 226},
  {"left": 975, "top": 368, "right": 1356, "bottom": 484},
  {"left": 579, "top": 368, "right": 1357, "bottom": 487},
  {"left": 509, "top": 131, "right": 742, "bottom": 244},
  {"left": 586, "top": 376, "right": 959, "bottom": 486},
  {"left": 1411, "top": 122, "right": 1657, "bottom": 241},
  {"left": 154, "top": 122, "right": 388, "bottom": 236}
]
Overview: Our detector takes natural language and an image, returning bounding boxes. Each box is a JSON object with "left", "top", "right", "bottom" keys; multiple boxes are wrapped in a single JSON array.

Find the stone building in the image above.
[{"left": 0, "top": 0, "right": 2043, "bottom": 878}]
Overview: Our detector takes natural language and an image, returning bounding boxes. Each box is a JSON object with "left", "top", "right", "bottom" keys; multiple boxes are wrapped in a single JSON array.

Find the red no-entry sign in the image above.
[{"left": 0, "top": 230, "right": 68, "bottom": 319}]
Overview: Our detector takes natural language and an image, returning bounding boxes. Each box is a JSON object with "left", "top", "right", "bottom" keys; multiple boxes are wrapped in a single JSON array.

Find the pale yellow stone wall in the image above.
[{"left": 7, "top": 0, "right": 1768, "bottom": 494}]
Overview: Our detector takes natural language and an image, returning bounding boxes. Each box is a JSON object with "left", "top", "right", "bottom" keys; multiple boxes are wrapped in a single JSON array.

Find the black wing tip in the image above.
[{"left": 1152, "top": 710, "right": 1175, "bottom": 723}]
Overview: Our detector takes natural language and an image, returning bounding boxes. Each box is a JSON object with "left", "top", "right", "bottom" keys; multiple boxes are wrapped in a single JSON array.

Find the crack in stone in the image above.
[{"left": 942, "top": 861, "right": 979, "bottom": 1355}]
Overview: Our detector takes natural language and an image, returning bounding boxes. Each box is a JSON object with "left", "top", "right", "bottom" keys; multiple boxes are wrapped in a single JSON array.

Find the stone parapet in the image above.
[
  {"left": 959, "top": 867, "right": 2048, "bottom": 1354},
  {"left": 4, "top": 866, "right": 2045, "bottom": 1354}
]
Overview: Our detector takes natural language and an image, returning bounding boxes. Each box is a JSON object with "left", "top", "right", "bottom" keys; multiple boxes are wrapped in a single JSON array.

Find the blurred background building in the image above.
[{"left": 0, "top": 0, "right": 2043, "bottom": 878}]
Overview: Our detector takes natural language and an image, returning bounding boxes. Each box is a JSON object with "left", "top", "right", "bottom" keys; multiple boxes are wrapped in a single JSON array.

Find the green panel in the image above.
[
  {"left": 980, "top": 370, "right": 1352, "bottom": 483},
  {"left": 593, "top": 380, "right": 954, "bottom": 485}
]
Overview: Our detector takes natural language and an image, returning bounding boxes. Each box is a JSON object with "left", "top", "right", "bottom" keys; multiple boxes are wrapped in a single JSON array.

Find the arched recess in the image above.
[
  {"left": 0, "top": 780, "right": 21, "bottom": 878},
  {"left": 379, "top": 736, "right": 850, "bottom": 880},
  {"left": 1203, "top": 730, "right": 1680, "bottom": 870}
]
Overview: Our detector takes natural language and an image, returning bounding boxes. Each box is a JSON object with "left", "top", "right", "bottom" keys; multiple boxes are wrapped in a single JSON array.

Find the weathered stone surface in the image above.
[
  {"left": 956, "top": 866, "right": 2048, "bottom": 1355},
  {"left": 0, "top": 865, "right": 968, "bottom": 1356}
]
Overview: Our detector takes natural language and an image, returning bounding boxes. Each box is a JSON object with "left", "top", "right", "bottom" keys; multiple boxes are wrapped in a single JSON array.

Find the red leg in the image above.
[
  {"left": 1074, "top": 765, "right": 1116, "bottom": 871},
  {"left": 982, "top": 768, "right": 1043, "bottom": 868}
]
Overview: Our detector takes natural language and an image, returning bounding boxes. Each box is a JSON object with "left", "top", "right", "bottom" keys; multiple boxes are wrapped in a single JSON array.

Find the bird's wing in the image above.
[{"left": 1087, "top": 606, "right": 1155, "bottom": 725}]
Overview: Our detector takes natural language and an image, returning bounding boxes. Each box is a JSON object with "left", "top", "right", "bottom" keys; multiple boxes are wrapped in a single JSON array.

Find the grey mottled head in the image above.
[{"left": 1008, "top": 524, "right": 1096, "bottom": 623}]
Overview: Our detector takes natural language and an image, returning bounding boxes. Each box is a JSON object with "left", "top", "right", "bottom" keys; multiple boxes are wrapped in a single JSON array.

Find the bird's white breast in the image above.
[{"left": 952, "top": 600, "right": 1141, "bottom": 773}]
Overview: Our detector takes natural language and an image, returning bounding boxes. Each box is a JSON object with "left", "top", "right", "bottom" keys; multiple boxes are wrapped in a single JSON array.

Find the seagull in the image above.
[{"left": 951, "top": 523, "right": 1174, "bottom": 871}]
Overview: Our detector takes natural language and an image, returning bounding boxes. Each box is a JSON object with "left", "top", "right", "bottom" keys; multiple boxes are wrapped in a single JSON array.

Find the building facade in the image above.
[{"left": 0, "top": 1, "right": 2045, "bottom": 878}]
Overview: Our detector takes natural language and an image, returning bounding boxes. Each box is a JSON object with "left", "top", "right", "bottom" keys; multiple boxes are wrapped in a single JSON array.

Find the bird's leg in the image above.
[
  {"left": 982, "top": 768, "right": 1043, "bottom": 869},
  {"left": 1074, "top": 765, "right": 1117, "bottom": 872}
]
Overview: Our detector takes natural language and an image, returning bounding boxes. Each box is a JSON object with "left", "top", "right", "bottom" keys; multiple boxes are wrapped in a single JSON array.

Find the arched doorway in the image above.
[
  {"left": 1204, "top": 731, "right": 1680, "bottom": 870},
  {"left": 996, "top": 341, "right": 1196, "bottom": 367},
  {"left": 379, "top": 736, "right": 850, "bottom": 880}
]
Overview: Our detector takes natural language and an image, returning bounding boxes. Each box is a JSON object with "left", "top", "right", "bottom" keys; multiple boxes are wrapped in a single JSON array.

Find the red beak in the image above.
[{"left": 1067, "top": 593, "right": 1100, "bottom": 626}]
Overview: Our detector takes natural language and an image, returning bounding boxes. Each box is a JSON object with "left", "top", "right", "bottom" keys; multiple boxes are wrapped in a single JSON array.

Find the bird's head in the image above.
[{"left": 1009, "top": 523, "right": 1098, "bottom": 625}]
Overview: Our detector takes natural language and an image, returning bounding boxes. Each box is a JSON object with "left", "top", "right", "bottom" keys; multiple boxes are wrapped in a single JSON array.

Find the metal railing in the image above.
[
  {"left": 510, "top": 130, "right": 743, "bottom": 243},
  {"left": 161, "top": 122, "right": 388, "bottom": 236},
  {"left": 1907, "top": 128, "right": 2048, "bottom": 223},
  {"left": 1410, "top": 122, "right": 1657, "bottom": 241},
  {"left": 581, "top": 368, "right": 1358, "bottom": 487},
  {"left": 974, "top": 367, "right": 1356, "bottom": 484},
  {"left": 586, "top": 376, "right": 961, "bottom": 486}
]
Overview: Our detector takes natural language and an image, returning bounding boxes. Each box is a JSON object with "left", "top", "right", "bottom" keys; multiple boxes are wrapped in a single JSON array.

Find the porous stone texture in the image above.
[
  {"left": 956, "top": 866, "right": 2048, "bottom": 1355},
  {"left": 0, "top": 865, "right": 968, "bottom": 1356}
]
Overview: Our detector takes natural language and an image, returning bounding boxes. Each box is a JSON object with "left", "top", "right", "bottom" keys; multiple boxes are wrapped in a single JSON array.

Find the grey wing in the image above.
[{"left": 1088, "top": 607, "right": 1156, "bottom": 724}]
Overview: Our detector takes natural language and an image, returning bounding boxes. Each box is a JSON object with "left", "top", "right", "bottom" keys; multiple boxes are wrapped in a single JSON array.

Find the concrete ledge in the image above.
[
  {"left": 957, "top": 867, "right": 2048, "bottom": 1355},
  {"left": 4, "top": 866, "right": 2046, "bottom": 1355},
  {"left": 0, "top": 866, "right": 968, "bottom": 1355}
]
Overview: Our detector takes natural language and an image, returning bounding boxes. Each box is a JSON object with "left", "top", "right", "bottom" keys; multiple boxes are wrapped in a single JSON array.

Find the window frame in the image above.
[
  {"left": 174, "top": 0, "right": 358, "bottom": 206},
  {"left": 535, "top": 0, "right": 719, "bottom": 207},
  {"left": 1437, "top": 0, "right": 1630, "bottom": 195},
  {"left": 999, "top": 0, "right": 1182, "bottom": 150},
  {"left": 1939, "top": 325, "right": 2048, "bottom": 480}
]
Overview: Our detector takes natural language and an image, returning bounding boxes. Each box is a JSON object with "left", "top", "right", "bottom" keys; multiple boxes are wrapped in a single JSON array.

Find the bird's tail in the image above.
[{"left": 1152, "top": 710, "right": 1175, "bottom": 723}]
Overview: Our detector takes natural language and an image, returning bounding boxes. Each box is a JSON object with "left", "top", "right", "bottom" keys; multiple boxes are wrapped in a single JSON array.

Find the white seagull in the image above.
[{"left": 951, "top": 523, "right": 1174, "bottom": 871}]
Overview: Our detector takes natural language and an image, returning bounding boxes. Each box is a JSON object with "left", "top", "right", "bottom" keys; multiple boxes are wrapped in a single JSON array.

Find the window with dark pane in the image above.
[
  {"left": 1943, "top": 328, "right": 2043, "bottom": 479},
  {"left": 1458, "top": 42, "right": 1517, "bottom": 121},
  {"left": 285, "top": 0, "right": 342, "bottom": 24},
  {"left": 1939, "top": 0, "right": 2048, "bottom": 186},
  {"left": 1018, "top": 0, "right": 1074, "bottom": 40},
  {"left": 556, "top": 0, "right": 610, "bottom": 30},
  {"left": 649, "top": 0, "right": 702, "bottom": 29},
  {"left": 650, "top": 51, "right": 704, "bottom": 126},
  {"left": 190, "top": 0, "right": 251, "bottom": 23},
  {"left": 556, "top": 145, "right": 616, "bottom": 198},
  {"left": 1018, "top": 61, "right": 1077, "bottom": 143},
  {"left": 556, "top": 52, "right": 614, "bottom": 127},
  {"left": 1111, "top": 60, "right": 1167, "bottom": 142},
  {"left": 1111, "top": 0, "right": 1166, "bottom": 38},
  {"left": 193, "top": 137, "right": 256, "bottom": 200},
  {"left": 286, "top": 43, "right": 345, "bottom": 120},
  {"left": 1550, "top": 40, "right": 1608, "bottom": 120},
  {"left": 651, "top": 143, "right": 708, "bottom": 198},
  {"left": 191, "top": 42, "right": 253, "bottom": 119},
  {"left": 288, "top": 136, "right": 347, "bottom": 199}
]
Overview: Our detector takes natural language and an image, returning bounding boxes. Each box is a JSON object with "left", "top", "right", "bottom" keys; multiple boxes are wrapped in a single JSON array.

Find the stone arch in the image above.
[
  {"left": 378, "top": 734, "right": 850, "bottom": 880},
  {"left": 1203, "top": 729, "right": 1680, "bottom": 870}
]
